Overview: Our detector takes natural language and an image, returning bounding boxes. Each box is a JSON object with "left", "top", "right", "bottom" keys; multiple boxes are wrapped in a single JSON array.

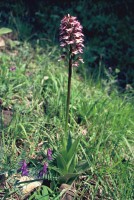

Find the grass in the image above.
[{"left": 0, "top": 41, "right": 134, "bottom": 199}]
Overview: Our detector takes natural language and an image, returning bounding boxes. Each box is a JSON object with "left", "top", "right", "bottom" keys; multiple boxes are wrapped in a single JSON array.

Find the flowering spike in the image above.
[{"left": 59, "top": 14, "right": 84, "bottom": 67}]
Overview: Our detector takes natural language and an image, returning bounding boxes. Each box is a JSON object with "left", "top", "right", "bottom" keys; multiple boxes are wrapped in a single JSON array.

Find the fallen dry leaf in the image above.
[{"left": 18, "top": 176, "right": 42, "bottom": 195}]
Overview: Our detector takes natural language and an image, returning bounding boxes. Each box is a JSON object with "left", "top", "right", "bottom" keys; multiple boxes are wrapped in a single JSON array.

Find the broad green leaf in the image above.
[
  {"left": 67, "top": 137, "right": 80, "bottom": 162},
  {"left": 0, "top": 28, "right": 12, "bottom": 35},
  {"left": 67, "top": 154, "right": 77, "bottom": 173},
  {"left": 66, "top": 132, "right": 72, "bottom": 152},
  {"left": 56, "top": 153, "right": 68, "bottom": 174},
  {"left": 59, "top": 148, "right": 68, "bottom": 160}
]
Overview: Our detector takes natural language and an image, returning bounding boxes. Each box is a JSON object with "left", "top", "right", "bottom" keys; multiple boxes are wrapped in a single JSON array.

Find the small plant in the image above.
[{"left": 51, "top": 14, "right": 88, "bottom": 184}]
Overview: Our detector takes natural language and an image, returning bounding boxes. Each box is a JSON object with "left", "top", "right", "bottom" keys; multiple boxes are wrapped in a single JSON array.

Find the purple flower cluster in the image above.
[
  {"left": 18, "top": 149, "right": 53, "bottom": 178},
  {"left": 38, "top": 162, "right": 48, "bottom": 178},
  {"left": 18, "top": 160, "right": 29, "bottom": 176},
  {"left": 60, "top": 14, "right": 84, "bottom": 66},
  {"left": 38, "top": 148, "right": 53, "bottom": 178}
]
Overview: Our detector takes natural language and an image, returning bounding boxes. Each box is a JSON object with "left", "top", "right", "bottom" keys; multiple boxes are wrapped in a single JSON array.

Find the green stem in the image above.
[{"left": 65, "top": 49, "right": 73, "bottom": 134}]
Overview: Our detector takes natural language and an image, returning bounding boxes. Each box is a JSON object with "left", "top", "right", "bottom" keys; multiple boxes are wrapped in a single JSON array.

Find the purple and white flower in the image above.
[{"left": 59, "top": 14, "right": 84, "bottom": 66}]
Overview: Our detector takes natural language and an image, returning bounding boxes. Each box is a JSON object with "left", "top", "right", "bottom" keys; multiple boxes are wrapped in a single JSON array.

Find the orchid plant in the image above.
[{"left": 52, "top": 14, "right": 88, "bottom": 184}]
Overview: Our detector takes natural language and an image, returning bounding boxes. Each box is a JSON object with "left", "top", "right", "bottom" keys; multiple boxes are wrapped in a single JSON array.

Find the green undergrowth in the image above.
[{"left": 0, "top": 42, "right": 134, "bottom": 199}]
